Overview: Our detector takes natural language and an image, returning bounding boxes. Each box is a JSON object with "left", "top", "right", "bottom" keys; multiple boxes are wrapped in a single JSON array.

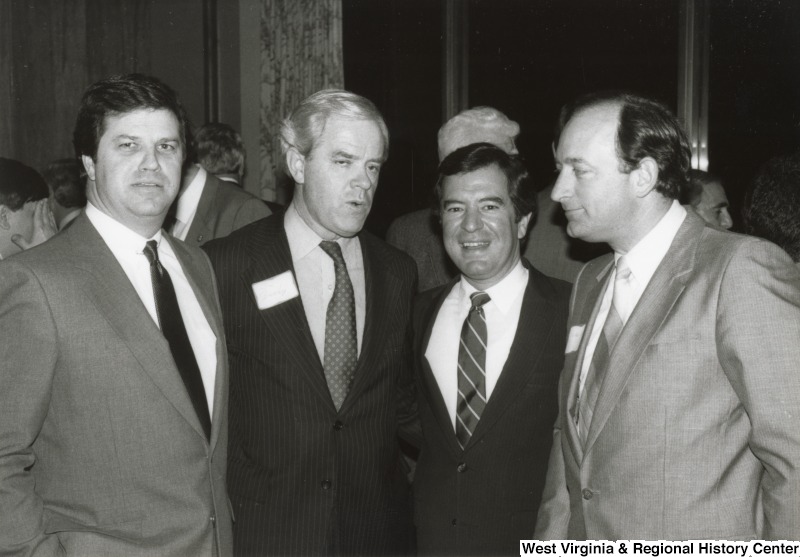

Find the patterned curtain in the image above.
[{"left": 259, "top": 0, "right": 344, "bottom": 203}]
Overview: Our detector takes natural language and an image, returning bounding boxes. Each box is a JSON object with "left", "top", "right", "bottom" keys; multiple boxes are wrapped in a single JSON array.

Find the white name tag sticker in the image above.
[
  {"left": 565, "top": 325, "right": 586, "bottom": 354},
  {"left": 252, "top": 271, "right": 299, "bottom": 309}
]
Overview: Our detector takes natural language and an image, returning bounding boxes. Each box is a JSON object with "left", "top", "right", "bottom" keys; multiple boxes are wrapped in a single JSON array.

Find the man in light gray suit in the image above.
[
  {"left": 0, "top": 74, "right": 232, "bottom": 556},
  {"left": 535, "top": 91, "right": 800, "bottom": 540}
]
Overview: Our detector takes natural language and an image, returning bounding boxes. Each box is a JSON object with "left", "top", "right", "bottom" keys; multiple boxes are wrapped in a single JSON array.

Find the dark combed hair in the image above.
[
  {"left": 433, "top": 142, "right": 536, "bottom": 223},
  {"left": 558, "top": 90, "right": 691, "bottom": 199},
  {"left": 0, "top": 158, "right": 49, "bottom": 210},
  {"left": 195, "top": 122, "right": 245, "bottom": 176},
  {"left": 42, "top": 158, "right": 87, "bottom": 209},
  {"left": 744, "top": 152, "right": 800, "bottom": 262},
  {"left": 73, "top": 73, "right": 192, "bottom": 160}
]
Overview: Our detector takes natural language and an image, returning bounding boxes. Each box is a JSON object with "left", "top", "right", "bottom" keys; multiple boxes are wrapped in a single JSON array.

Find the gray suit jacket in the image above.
[
  {"left": 0, "top": 214, "right": 232, "bottom": 556},
  {"left": 535, "top": 211, "right": 800, "bottom": 540},
  {"left": 182, "top": 173, "right": 271, "bottom": 247}
]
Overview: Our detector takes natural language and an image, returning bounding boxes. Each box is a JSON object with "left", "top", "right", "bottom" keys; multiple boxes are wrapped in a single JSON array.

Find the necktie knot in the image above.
[
  {"left": 143, "top": 240, "right": 159, "bottom": 266},
  {"left": 319, "top": 240, "right": 345, "bottom": 266},
  {"left": 469, "top": 291, "right": 491, "bottom": 311}
]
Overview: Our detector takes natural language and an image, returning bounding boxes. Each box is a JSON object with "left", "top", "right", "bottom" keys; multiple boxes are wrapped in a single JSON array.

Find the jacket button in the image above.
[
  {"left": 582, "top": 488, "right": 593, "bottom": 500},
  {"left": 451, "top": 518, "right": 457, "bottom": 526},
  {"left": 457, "top": 462, "right": 467, "bottom": 473},
  {"left": 321, "top": 480, "right": 332, "bottom": 490},
  {"left": 210, "top": 515, "right": 216, "bottom": 524},
  {"left": 333, "top": 420, "right": 343, "bottom": 431}
]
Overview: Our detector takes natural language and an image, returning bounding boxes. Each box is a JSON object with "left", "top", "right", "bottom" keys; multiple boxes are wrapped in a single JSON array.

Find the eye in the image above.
[
  {"left": 158, "top": 142, "right": 177, "bottom": 152},
  {"left": 334, "top": 159, "right": 350, "bottom": 166},
  {"left": 367, "top": 163, "right": 381, "bottom": 174},
  {"left": 445, "top": 206, "right": 463, "bottom": 213},
  {"left": 119, "top": 141, "right": 136, "bottom": 150}
]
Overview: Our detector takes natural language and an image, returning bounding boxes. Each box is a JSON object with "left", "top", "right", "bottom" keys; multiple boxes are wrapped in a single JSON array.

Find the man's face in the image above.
[
  {"left": 441, "top": 164, "right": 530, "bottom": 290},
  {"left": 82, "top": 108, "right": 183, "bottom": 236},
  {"left": 695, "top": 180, "right": 733, "bottom": 229},
  {"left": 552, "top": 104, "right": 639, "bottom": 250},
  {"left": 0, "top": 201, "right": 36, "bottom": 256},
  {"left": 290, "top": 115, "right": 385, "bottom": 240}
]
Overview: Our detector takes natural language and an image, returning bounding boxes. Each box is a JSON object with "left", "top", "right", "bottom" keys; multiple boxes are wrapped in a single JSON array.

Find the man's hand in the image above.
[{"left": 12, "top": 199, "right": 57, "bottom": 250}]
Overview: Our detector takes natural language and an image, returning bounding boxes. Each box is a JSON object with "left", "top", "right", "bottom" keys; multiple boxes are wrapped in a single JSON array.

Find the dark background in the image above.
[{"left": 343, "top": 0, "right": 800, "bottom": 236}]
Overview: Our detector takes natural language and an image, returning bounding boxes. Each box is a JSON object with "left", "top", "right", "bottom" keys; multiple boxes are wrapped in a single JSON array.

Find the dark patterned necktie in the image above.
[
  {"left": 143, "top": 240, "right": 211, "bottom": 439},
  {"left": 578, "top": 256, "right": 631, "bottom": 444},
  {"left": 319, "top": 241, "right": 357, "bottom": 411},
  {"left": 456, "top": 291, "right": 491, "bottom": 449}
]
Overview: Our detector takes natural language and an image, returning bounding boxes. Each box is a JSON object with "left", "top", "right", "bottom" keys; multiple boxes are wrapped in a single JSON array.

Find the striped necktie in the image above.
[{"left": 455, "top": 291, "right": 491, "bottom": 449}]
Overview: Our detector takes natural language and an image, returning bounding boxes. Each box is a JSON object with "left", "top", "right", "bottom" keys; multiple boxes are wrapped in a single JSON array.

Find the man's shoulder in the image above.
[
  {"left": 203, "top": 212, "right": 283, "bottom": 257},
  {"left": 362, "top": 229, "right": 417, "bottom": 274},
  {"left": 386, "top": 207, "right": 438, "bottom": 246},
  {"left": 523, "top": 258, "right": 573, "bottom": 302}
]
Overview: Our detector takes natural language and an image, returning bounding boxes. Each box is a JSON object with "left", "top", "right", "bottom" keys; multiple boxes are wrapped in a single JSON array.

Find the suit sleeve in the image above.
[
  {"left": 717, "top": 239, "right": 800, "bottom": 539},
  {"left": 395, "top": 260, "right": 423, "bottom": 450},
  {"left": 232, "top": 198, "right": 271, "bottom": 231},
  {"left": 0, "top": 261, "right": 61, "bottom": 556}
]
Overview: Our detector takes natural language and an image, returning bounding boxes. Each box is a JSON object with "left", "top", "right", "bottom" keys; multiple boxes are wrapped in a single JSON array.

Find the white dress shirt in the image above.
[
  {"left": 425, "top": 260, "right": 529, "bottom": 430},
  {"left": 579, "top": 200, "right": 687, "bottom": 393},
  {"left": 172, "top": 165, "right": 207, "bottom": 240},
  {"left": 85, "top": 202, "right": 218, "bottom": 413},
  {"left": 284, "top": 202, "right": 366, "bottom": 362}
]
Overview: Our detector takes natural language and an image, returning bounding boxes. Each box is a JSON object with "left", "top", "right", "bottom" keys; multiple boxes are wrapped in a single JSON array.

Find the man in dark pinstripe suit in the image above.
[{"left": 204, "top": 89, "right": 420, "bottom": 556}]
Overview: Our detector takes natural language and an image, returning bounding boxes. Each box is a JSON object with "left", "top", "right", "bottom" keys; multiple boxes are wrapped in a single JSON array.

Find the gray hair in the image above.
[
  {"left": 437, "top": 106, "right": 520, "bottom": 160},
  {"left": 279, "top": 89, "right": 389, "bottom": 163}
]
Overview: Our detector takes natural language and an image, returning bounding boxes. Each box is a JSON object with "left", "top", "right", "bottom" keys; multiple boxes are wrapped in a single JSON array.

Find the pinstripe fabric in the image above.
[{"left": 203, "top": 214, "right": 420, "bottom": 556}]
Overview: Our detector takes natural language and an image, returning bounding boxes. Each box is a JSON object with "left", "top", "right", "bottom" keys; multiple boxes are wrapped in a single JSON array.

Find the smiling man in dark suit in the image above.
[
  {"left": 413, "top": 143, "right": 570, "bottom": 555},
  {"left": 203, "top": 89, "right": 419, "bottom": 556}
]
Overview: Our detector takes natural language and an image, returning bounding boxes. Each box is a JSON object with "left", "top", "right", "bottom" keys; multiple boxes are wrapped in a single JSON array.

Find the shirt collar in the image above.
[
  {"left": 85, "top": 202, "right": 162, "bottom": 254},
  {"left": 617, "top": 200, "right": 686, "bottom": 286},
  {"left": 175, "top": 165, "right": 206, "bottom": 223},
  {"left": 285, "top": 201, "right": 356, "bottom": 261},
  {"left": 458, "top": 258, "right": 528, "bottom": 314}
]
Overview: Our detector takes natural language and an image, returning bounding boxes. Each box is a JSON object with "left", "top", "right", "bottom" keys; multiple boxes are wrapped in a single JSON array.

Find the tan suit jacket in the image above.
[
  {"left": 181, "top": 173, "right": 271, "bottom": 247},
  {"left": 0, "top": 214, "right": 232, "bottom": 556},
  {"left": 535, "top": 211, "right": 800, "bottom": 540}
]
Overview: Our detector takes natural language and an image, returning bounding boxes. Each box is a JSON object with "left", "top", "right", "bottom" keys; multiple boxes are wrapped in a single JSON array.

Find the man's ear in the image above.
[
  {"left": 81, "top": 155, "right": 96, "bottom": 182},
  {"left": 516, "top": 212, "right": 533, "bottom": 240},
  {"left": 285, "top": 148, "right": 306, "bottom": 185},
  {"left": 0, "top": 205, "right": 10, "bottom": 231},
  {"left": 631, "top": 156, "right": 659, "bottom": 198}
]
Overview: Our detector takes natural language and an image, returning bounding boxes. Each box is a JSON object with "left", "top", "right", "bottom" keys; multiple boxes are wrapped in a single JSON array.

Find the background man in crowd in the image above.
[
  {"left": 386, "top": 106, "right": 520, "bottom": 291},
  {"left": 204, "top": 89, "right": 420, "bottom": 556},
  {"left": 42, "top": 157, "right": 87, "bottom": 230},
  {"left": 196, "top": 122, "right": 247, "bottom": 185},
  {"left": 0, "top": 157, "right": 52, "bottom": 258},
  {"left": 413, "top": 143, "right": 569, "bottom": 555},
  {"left": 681, "top": 168, "right": 733, "bottom": 229},
  {"left": 535, "top": 91, "right": 800, "bottom": 540},
  {"left": 169, "top": 129, "right": 270, "bottom": 246},
  {"left": 0, "top": 73, "right": 232, "bottom": 555},
  {"left": 744, "top": 151, "right": 800, "bottom": 265}
]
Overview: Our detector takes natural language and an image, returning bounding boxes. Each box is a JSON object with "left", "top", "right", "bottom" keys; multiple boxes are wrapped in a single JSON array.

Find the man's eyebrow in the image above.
[
  {"left": 713, "top": 201, "right": 730, "bottom": 209},
  {"left": 479, "top": 195, "right": 506, "bottom": 205}
]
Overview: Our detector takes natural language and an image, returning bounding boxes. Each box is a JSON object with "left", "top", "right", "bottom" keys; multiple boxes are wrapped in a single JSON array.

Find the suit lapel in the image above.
[
  {"left": 567, "top": 256, "right": 614, "bottom": 464},
  {"left": 339, "top": 234, "right": 403, "bottom": 414},
  {"left": 468, "top": 267, "right": 558, "bottom": 447},
  {"left": 583, "top": 214, "right": 701, "bottom": 455},
  {"left": 184, "top": 173, "right": 216, "bottom": 245},
  {"left": 67, "top": 215, "right": 208, "bottom": 440},
  {"left": 240, "top": 216, "right": 333, "bottom": 408},
  {"left": 418, "top": 279, "right": 465, "bottom": 458},
  {"left": 166, "top": 234, "right": 227, "bottom": 449}
]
